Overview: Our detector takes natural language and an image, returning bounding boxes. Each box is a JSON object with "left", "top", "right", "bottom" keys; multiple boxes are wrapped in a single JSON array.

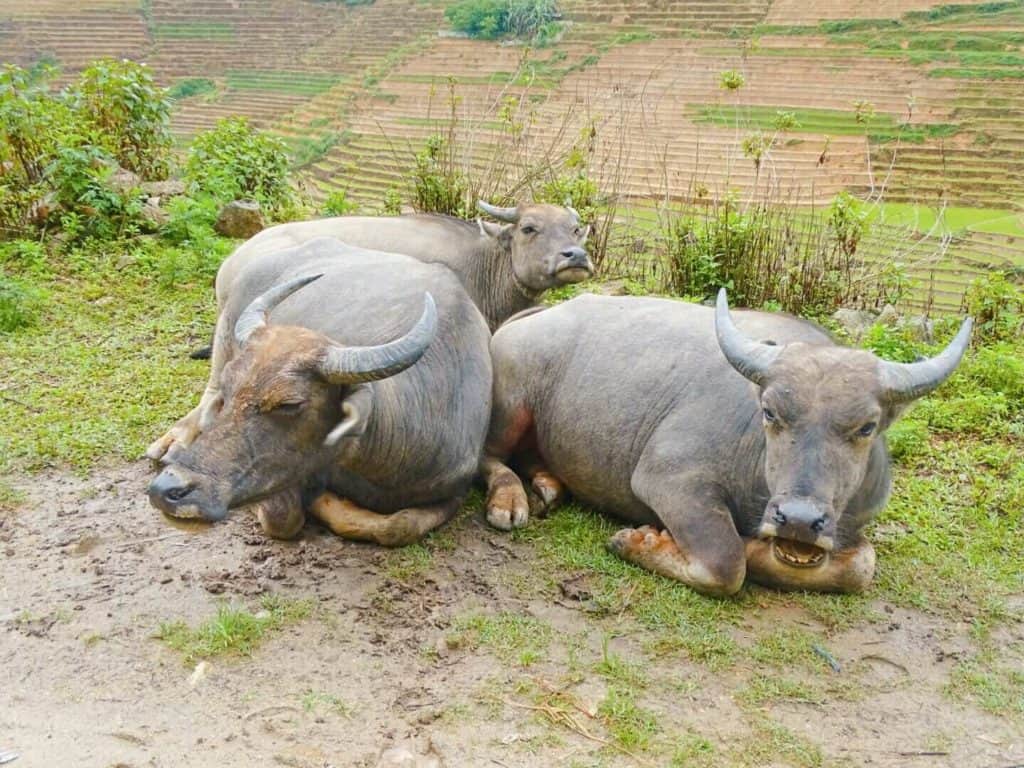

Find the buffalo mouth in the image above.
[
  {"left": 771, "top": 538, "right": 828, "bottom": 568},
  {"left": 554, "top": 261, "right": 594, "bottom": 282}
]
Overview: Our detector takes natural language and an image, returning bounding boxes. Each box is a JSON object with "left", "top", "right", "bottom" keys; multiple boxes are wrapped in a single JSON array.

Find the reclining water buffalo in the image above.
[
  {"left": 148, "top": 201, "right": 590, "bottom": 461},
  {"left": 148, "top": 237, "right": 492, "bottom": 545},
  {"left": 480, "top": 290, "right": 971, "bottom": 595},
  {"left": 215, "top": 201, "right": 591, "bottom": 333}
]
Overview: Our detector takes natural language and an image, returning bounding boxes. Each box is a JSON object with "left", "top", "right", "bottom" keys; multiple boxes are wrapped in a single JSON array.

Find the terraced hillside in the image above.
[{"left": 3, "top": 0, "right": 1023, "bottom": 310}]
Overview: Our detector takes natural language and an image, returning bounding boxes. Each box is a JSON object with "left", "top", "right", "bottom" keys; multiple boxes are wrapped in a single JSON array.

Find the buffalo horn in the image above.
[
  {"left": 234, "top": 274, "right": 323, "bottom": 346},
  {"left": 714, "top": 288, "right": 781, "bottom": 385}
]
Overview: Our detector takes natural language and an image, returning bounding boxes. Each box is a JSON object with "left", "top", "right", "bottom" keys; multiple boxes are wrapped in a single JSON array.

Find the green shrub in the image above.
[
  {"left": 0, "top": 273, "right": 43, "bottom": 332},
  {"left": 445, "top": 0, "right": 559, "bottom": 40},
  {"left": 45, "top": 144, "right": 143, "bottom": 239},
  {"left": 73, "top": 59, "right": 172, "bottom": 179},
  {"left": 410, "top": 134, "right": 468, "bottom": 218},
  {"left": 963, "top": 272, "right": 1022, "bottom": 343},
  {"left": 185, "top": 117, "right": 293, "bottom": 210},
  {"left": 861, "top": 323, "right": 919, "bottom": 363},
  {"left": 963, "top": 344, "right": 1024, "bottom": 404},
  {"left": 167, "top": 77, "right": 216, "bottom": 100},
  {"left": 321, "top": 189, "right": 358, "bottom": 216},
  {"left": 382, "top": 186, "right": 402, "bottom": 215}
]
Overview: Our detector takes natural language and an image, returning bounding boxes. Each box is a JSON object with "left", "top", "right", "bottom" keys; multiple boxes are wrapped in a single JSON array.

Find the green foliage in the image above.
[
  {"left": 73, "top": 59, "right": 172, "bottom": 179},
  {"left": 157, "top": 596, "right": 313, "bottom": 664},
  {"left": 963, "top": 272, "right": 1023, "bottom": 342},
  {"left": 410, "top": 134, "right": 468, "bottom": 217},
  {"left": 185, "top": 117, "right": 293, "bottom": 210},
  {"left": 448, "top": 611, "right": 552, "bottom": 666},
  {"left": 225, "top": 69, "right": 342, "bottom": 97},
  {"left": 321, "top": 189, "right": 358, "bottom": 216},
  {"left": 0, "top": 273, "right": 43, "bottom": 332},
  {"left": 382, "top": 186, "right": 403, "bottom": 215},
  {"left": 167, "top": 77, "right": 216, "bottom": 100},
  {"left": 444, "top": 0, "right": 559, "bottom": 41},
  {"left": 886, "top": 419, "right": 930, "bottom": 462},
  {"left": 663, "top": 193, "right": 899, "bottom": 316},
  {"left": 290, "top": 131, "right": 342, "bottom": 169},
  {"left": 719, "top": 69, "right": 745, "bottom": 90},
  {"left": 598, "top": 687, "right": 660, "bottom": 750},
  {"left": 151, "top": 195, "right": 233, "bottom": 289},
  {"left": 45, "top": 144, "right": 143, "bottom": 240}
]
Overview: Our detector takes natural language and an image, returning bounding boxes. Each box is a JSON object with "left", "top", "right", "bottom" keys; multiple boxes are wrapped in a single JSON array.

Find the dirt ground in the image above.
[{"left": 1, "top": 461, "right": 1022, "bottom": 768}]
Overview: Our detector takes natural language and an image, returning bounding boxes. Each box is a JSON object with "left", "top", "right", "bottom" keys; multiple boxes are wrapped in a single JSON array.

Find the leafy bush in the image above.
[
  {"left": 73, "top": 59, "right": 172, "bottom": 179},
  {"left": 410, "top": 134, "right": 468, "bottom": 218},
  {"left": 185, "top": 117, "right": 293, "bottom": 210},
  {"left": 321, "top": 189, "right": 358, "bottom": 216},
  {"left": 445, "top": 0, "right": 559, "bottom": 40},
  {"left": 0, "top": 273, "right": 43, "bottom": 332},
  {"left": 167, "top": 77, "right": 216, "bottom": 100},
  {"left": 45, "top": 144, "right": 143, "bottom": 239},
  {"left": 963, "top": 272, "right": 1022, "bottom": 343}
]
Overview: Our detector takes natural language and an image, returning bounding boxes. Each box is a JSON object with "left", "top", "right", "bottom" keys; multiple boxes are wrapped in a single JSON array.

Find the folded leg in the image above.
[{"left": 309, "top": 491, "right": 460, "bottom": 547}]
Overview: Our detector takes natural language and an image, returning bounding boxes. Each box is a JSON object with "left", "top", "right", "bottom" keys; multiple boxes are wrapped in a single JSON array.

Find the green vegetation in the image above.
[
  {"left": 444, "top": 0, "right": 560, "bottom": 41},
  {"left": 858, "top": 202, "right": 1024, "bottom": 238},
  {"left": 185, "top": 117, "right": 294, "bottom": 210},
  {"left": 448, "top": 612, "right": 552, "bottom": 666},
  {"left": 152, "top": 22, "right": 235, "bottom": 39},
  {"left": 688, "top": 104, "right": 959, "bottom": 144},
  {"left": 157, "top": 595, "right": 313, "bottom": 663},
  {"left": 597, "top": 686, "right": 660, "bottom": 750},
  {"left": 225, "top": 70, "right": 343, "bottom": 97},
  {"left": 167, "top": 78, "right": 217, "bottom": 101}
]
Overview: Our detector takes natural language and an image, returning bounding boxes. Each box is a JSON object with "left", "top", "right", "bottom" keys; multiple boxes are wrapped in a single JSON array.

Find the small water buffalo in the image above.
[
  {"left": 480, "top": 290, "right": 971, "bottom": 595},
  {"left": 148, "top": 238, "right": 491, "bottom": 544},
  {"left": 216, "top": 201, "right": 592, "bottom": 332},
  {"left": 148, "top": 202, "right": 590, "bottom": 461}
]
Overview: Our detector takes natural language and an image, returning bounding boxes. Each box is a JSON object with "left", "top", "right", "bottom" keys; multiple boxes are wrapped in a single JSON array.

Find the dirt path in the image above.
[{"left": 1, "top": 461, "right": 1021, "bottom": 767}]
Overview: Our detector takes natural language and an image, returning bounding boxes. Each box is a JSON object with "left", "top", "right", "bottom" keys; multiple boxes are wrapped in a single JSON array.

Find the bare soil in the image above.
[{"left": 1, "top": 461, "right": 1022, "bottom": 768}]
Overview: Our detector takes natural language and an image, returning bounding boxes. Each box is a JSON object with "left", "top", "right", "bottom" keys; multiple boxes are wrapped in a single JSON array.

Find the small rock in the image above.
[
  {"left": 877, "top": 303, "right": 899, "bottom": 326},
  {"left": 140, "top": 178, "right": 186, "bottom": 198},
  {"left": 832, "top": 308, "right": 877, "bottom": 340},
  {"left": 109, "top": 166, "right": 142, "bottom": 193},
  {"left": 140, "top": 200, "right": 169, "bottom": 231},
  {"left": 215, "top": 200, "right": 265, "bottom": 239},
  {"left": 898, "top": 314, "right": 934, "bottom": 343},
  {"left": 376, "top": 745, "right": 442, "bottom": 768},
  {"left": 189, "top": 661, "right": 210, "bottom": 687}
]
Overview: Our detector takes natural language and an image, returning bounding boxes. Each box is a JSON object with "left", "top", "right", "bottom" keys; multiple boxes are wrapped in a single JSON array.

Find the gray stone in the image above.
[
  {"left": 108, "top": 166, "right": 142, "bottom": 193},
  {"left": 140, "top": 200, "right": 169, "bottom": 231},
  {"left": 214, "top": 200, "right": 265, "bottom": 239},
  {"left": 832, "top": 308, "right": 877, "bottom": 340},
  {"left": 898, "top": 314, "right": 935, "bottom": 343},
  {"left": 877, "top": 303, "right": 899, "bottom": 326},
  {"left": 140, "top": 179, "right": 186, "bottom": 198}
]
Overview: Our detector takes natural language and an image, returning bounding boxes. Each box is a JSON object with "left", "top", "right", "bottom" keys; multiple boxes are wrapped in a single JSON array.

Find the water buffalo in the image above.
[
  {"left": 479, "top": 290, "right": 971, "bottom": 596},
  {"left": 148, "top": 201, "right": 590, "bottom": 461},
  {"left": 148, "top": 237, "right": 491, "bottom": 545},
  {"left": 216, "top": 201, "right": 592, "bottom": 332}
]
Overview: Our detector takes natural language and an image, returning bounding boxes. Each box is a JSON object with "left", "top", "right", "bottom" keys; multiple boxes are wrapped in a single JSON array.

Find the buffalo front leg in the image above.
[
  {"left": 253, "top": 487, "right": 306, "bottom": 540},
  {"left": 481, "top": 456, "right": 530, "bottom": 531},
  {"left": 308, "top": 492, "right": 460, "bottom": 547},
  {"left": 146, "top": 312, "right": 233, "bottom": 462},
  {"left": 621, "top": 470, "right": 746, "bottom": 598},
  {"left": 744, "top": 536, "right": 876, "bottom": 593}
]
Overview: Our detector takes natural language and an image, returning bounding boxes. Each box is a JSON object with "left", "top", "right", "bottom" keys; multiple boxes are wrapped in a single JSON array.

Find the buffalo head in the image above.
[
  {"left": 715, "top": 288, "right": 971, "bottom": 572},
  {"left": 477, "top": 200, "right": 593, "bottom": 290},
  {"left": 149, "top": 274, "right": 437, "bottom": 522}
]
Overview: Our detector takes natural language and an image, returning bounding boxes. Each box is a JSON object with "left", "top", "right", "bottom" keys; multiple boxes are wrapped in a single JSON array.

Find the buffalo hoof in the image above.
[
  {"left": 608, "top": 526, "right": 743, "bottom": 597},
  {"left": 485, "top": 476, "right": 529, "bottom": 531},
  {"left": 530, "top": 471, "right": 564, "bottom": 514},
  {"left": 145, "top": 419, "right": 200, "bottom": 463}
]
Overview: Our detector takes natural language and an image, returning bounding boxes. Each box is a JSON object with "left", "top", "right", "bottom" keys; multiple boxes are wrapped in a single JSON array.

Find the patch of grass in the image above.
[
  {"left": 734, "top": 717, "right": 824, "bottom": 768},
  {"left": 225, "top": 70, "right": 343, "bottom": 97},
  {"left": 0, "top": 479, "right": 26, "bottom": 512},
  {"left": 156, "top": 595, "right": 313, "bottom": 664},
  {"left": 384, "top": 543, "right": 433, "bottom": 582},
  {"left": 594, "top": 637, "right": 649, "bottom": 688},
  {"left": 0, "top": 242, "right": 223, "bottom": 473},
  {"left": 448, "top": 611, "right": 552, "bottom": 667},
  {"left": 749, "top": 627, "right": 830, "bottom": 670},
  {"left": 948, "top": 648, "right": 1024, "bottom": 719},
  {"left": 0, "top": 273, "right": 45, "bottom": 332},
  {"left": 152, "top": 22, "right": 235, "bottom": 39},
  {"left": 670, "top": 730, "right": 718, "bottom": 767},
  {"left": 167, "top": 77, "right": 217, "bottom": 101},
  {"left": 597, "top": 686, "right": 660, "bottom": 751},
  {"left": 736, "top": 674, "right": 826, "bottom": 707},
  {"left": 300, "top": 689, "right": 354, "bottom": 717}
]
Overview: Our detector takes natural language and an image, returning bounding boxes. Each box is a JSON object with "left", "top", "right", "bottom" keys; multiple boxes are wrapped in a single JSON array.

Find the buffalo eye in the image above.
[
  {"left": 762, "top": 407, "right": 777, "bottom": 424},
  {"left": 521, "top": 225, "right": 537, "bottom": 235},
  {"left": 271, "top": 401, "right": 306, "bottom": 416},
  {"left": 574, "top": 226, "right": 582, "bottom": 237},
  {"left": 857, "top": 421, "right": 877, "bottom": 438}
]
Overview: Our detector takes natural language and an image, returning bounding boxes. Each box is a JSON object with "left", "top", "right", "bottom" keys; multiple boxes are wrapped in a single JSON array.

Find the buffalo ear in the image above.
[
  {"left": 324, "top": 384, "right": 374, "bottom": 446},
  {"left": 579, "top": 224, "right": 591, "bottom": 244},
  {"left": 477, "top": 217, "right": 508, "bottom": 240}
]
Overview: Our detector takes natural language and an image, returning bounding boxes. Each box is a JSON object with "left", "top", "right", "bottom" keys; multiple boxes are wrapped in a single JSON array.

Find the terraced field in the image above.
[{"left": 3, "top": 0, "right": 1023, "bottom": 309}]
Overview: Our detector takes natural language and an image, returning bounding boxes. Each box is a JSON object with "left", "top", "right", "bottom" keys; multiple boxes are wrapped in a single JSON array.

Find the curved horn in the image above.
[
  {"left": 878, "top": 317, "right": 973, "bottom": 403},
  {"left": 476, "top": 200, "right": 519, "bottom": 222},
  {"left": 319, "top": 293, "right": 438, "bottom": 384},
  {"left": 567, "top": 205, "right": 581, "bottom": 222},
  {"left": 714, "top": 288, "right": 781, "bottom": 385},
  {"left": 235, "top": 273, "right": 323, "bottom": 346}
]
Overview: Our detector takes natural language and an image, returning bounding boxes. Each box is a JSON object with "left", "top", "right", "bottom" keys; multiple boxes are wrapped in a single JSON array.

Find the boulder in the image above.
[
  {"left": 898, "top": 314, "right": 935, "bottom": 343},
  {"left": 140, "top": 179, "right": 187, "bottom": 198},
  {"left": 832, "top": 308, "right": 877, "bottom": 340},
  {"left": 139, "top": 199, "right": 170, "bottom": 232},
  {"left": 214, "top": 200, "right": 265, "bottom": 239},
  {"left": 877, "top": 303, "right": 899, "bottom": 326},
  {"left": 109, "top": 166, "right": 142, "bottom": 193}
]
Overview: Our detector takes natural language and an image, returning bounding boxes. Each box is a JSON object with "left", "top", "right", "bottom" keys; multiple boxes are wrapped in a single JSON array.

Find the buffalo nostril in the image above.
[
  {"left": 811, "top": 517, "right": 827, "bottom": 533},
  {"left": 165, "top": 484, "right": 194, "bottom": 502}
]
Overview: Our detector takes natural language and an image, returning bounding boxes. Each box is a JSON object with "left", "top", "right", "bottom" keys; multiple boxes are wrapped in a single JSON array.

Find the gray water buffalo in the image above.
[
  {"left": 480, "top": 291, "right": 971, "bottom": 596},
  {"left": 216, "top": 201, "right": 592, "bottom": 332},
  {"left": 148, "top": 201, "right": 590, "bottom": 461},
  {"left": 148, "top": 237, "right": 491, "bottom": 545}
]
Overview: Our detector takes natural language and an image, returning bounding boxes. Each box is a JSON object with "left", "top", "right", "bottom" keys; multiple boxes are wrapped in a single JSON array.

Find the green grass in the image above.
[
  {"left": 225, "top": 70, "right": 344, "bottom": 97},
  {"left": 152, "top": 22, "right": 235, "bottom": 39},
  {"left": 686, "top": 103, "right": 960, "bottom": 144},
  {"left": 157, "top": 595, "right": 313, "bottom": 664},
  {"left": 948, "top": 648, "right": 1024, "bottom": 717},
  {"left": 167, "top": 77, "right": 217, "bottom": 101},
  {"left": 598, "top": 686, "right": 660, "bottom": 751},
  {"left": 0, "top": 479, "right": 25, "bottom": 512},
  {"left": 448, "top": 611, "right": 552, "bottom": 667},
  {"left": 858, "top": 202, "right": 1024, "bottom": 238}
]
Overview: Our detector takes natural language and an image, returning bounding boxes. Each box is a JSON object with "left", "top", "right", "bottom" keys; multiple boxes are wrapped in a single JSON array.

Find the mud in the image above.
[{"left": 1, "top": 461, "right": 1021, "bottom": 767}]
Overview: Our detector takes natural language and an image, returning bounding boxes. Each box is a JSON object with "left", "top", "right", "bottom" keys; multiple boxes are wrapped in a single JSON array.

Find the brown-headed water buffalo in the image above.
[
  {"left": 479, "top": 290, "right": 971, "bottom": 596},
  {"left": 148, "top": 237, "right": 491, "bottom": 545},
  {"left": 148, "top": 201, "right": 590, "bottom": 461}
]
